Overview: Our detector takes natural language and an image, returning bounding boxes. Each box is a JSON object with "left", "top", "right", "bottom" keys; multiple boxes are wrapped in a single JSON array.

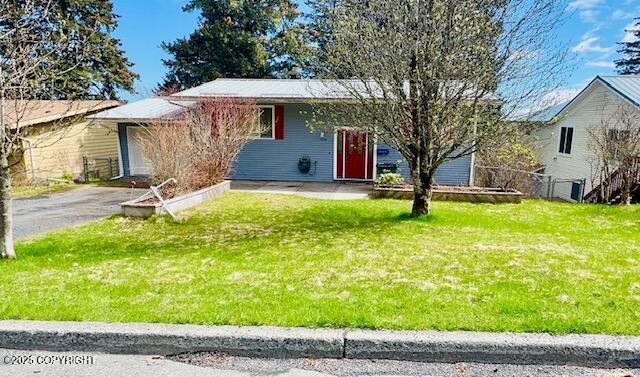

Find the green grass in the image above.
[
  {"left": 4, "top": 193, "right": 640, "bottom": 334},
  {"left": 12, "top": 183, "right": 75, "bottom": 199}
]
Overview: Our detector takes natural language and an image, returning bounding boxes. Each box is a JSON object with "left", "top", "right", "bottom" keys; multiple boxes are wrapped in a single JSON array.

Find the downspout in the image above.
[{"left": 17, "top": 136, "right": 36, "bottom": 180}]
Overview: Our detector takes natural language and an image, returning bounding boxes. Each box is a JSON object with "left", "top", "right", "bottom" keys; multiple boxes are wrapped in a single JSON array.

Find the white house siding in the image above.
[{"left": 535, "top": 81, "right": 625, "bottom": 200}]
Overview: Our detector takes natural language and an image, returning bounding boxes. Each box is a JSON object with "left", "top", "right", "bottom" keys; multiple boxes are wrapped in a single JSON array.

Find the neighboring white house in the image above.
[{"left": 531, "top": 75, "right": 640, "bottom": 202}]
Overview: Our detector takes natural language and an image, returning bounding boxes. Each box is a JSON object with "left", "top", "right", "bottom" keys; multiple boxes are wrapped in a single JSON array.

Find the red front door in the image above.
[{"left": 336, "top": 130, "right": 374, "bottom": 180}]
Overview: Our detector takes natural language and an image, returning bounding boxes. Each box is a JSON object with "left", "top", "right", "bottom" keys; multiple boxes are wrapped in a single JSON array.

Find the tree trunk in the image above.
[
  {"left": 621, "top": 174, "right": 632, "bottom": 206},
  {"left": 0, "top": 153, "right": 15, "bottom": 259},
  {"left": 412, "top": 186, "right": 433, "bottom": 216},
  {"left": 410, "top": 161, "right": 434, "bottom": 216}
]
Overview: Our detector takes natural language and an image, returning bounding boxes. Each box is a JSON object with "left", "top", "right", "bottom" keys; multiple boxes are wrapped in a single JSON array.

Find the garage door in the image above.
[{"left": 126, "top": 127, "right": 152, "bottom": 176}]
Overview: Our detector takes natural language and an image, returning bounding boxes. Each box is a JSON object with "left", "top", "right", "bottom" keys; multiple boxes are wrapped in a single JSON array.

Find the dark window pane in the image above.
[
  {"left": 559, "top": 127, "right": 567, "bottom": 153},
  {"left": 565, "top": 127, "right": 573, "bottom": 154},
  {"left": 260, "top": 107, "right": 274, "bottom": 138},
  {"left": 571, "top": 181, "right": 581, "bottom": 201}
]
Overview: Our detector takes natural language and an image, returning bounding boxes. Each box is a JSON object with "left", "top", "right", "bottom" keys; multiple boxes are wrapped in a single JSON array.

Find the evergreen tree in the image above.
[
  {"left": 0, "top": 0, "right": 138, "bottom": 100},
  {"left": 616, "top": 18, "right": 640, "bottom": 75},
  {"left": 160, "top": 0, "right": 310, "bottom": 91},
  {"left": 304, "top": 0, "right": 344, "bottom": 77}
]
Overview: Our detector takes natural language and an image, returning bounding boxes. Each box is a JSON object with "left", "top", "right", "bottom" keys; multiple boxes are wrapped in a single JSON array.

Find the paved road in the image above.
[
  {"left": 0, "top": 350, "right": 636, "bottom": 377},
  {"left": 14, "top": 186, "right": 146, "bottom": 239}
]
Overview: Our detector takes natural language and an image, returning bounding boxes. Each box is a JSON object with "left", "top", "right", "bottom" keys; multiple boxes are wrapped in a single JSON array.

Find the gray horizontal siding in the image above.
[
  {"left": 435, "top": 155, "right": 472, "bottom": 185},
  {"left": 377, "top": 145, "right": 472, "bottom": 186},
  {"left": 119, "top": 104, "right": 472, "bottom": 185},
  {"left": 231, "top": 104, "right": 334, "bottom": 182}
]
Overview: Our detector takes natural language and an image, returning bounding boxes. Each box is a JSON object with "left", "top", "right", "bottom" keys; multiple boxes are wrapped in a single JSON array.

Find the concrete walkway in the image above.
[
  {"left": 14, "top": 186, "right": 146, "bottom": 239},
  {"left": 231, "top": 180, "right": 372, "bottom": 200}
]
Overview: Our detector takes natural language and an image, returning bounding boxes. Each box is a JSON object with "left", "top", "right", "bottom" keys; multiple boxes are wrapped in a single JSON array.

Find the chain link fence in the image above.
[
  {"left": 474, "top": 166, "right": 586, "bottom": 203},
  {"left": 82, "top": 156, "right": 119, "bottom": 181}
]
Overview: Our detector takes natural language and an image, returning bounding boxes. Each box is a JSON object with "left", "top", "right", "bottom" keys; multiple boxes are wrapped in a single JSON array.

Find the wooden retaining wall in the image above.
[{"left": 372, "top": 188, "right": 523, "bottom": 204}]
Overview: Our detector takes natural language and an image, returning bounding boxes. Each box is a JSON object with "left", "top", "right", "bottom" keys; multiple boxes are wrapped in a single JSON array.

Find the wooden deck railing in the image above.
[{"left": 584, "top": 158, "right": 640, "bottom": 203}]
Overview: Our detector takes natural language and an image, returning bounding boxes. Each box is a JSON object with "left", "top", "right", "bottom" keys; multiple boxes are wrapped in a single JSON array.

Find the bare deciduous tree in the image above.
[
  {"left": 137, "top": 118, "right": 193, "bottom": 193},
  {"left": 309, "top": 0, "right": 568, "bottom": 215},
  {"left": 588, "top": 103, "right": 640, "bottom": 205},
  {"left": 475, "top": 126, "right": 542, "bottom": 193},
  {"left": 138, "top": 98, "right": 259, "bottom": 196},
  {"left": 0, "top": 1, "right": 93, "bottom": 258}
]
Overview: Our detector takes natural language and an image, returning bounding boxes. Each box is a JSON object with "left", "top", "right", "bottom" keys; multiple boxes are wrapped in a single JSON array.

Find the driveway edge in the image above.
[{"left": 0, "top": 321, "right": 638, "bottom": 368}]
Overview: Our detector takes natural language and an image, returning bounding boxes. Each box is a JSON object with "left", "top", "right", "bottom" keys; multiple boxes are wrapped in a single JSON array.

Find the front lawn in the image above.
[
  {"left": 12, "top": 183, "right": 74, "bottom": 198},
  {"left": 5, "top": 193, "right": 640, "bottom": 334}
]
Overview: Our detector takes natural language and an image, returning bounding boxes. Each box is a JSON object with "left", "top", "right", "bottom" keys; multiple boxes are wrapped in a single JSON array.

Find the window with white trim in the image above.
[
  {"left": 558, "top": 126, "right": 574, "bottom": 155},
  {"left": 251, "top": 106, "right": 275, "bottom": 139}
]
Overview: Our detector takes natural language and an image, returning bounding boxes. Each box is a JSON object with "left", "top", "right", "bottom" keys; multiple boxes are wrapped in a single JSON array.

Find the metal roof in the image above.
[
  {"left": 597, "top": 75, "right": 640, "bottom": 107},
  {"left": 529, "top": 75, "right": 640, "bottom": 123},
  {"left": 91, "top": 78, "right": 498, "bottom": 121},
  {"left": 524, "top": 101, "right": 571, "bottom": 123},
  {"left": 174, "top": 78, "right": 498, "bottom": 101},
  {"left": 88, "top": 97, "right": 195, "bottom": 121},
  {"left": 173, "top": 78, "right": 359, "bottom": 100},
  {"left": 4, "top": 100, "right": 120, "bottom": 128}
]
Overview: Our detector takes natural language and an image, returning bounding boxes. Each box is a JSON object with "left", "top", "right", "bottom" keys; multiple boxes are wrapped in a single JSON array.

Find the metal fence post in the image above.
[{"left": 82, "top": 157, "right": 88, "bottom": 182}]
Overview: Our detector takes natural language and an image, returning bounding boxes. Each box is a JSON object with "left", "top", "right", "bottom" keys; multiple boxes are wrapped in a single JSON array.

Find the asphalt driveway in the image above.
[{"left": 14, "top": 186, "right": 146, "bottom": 239}]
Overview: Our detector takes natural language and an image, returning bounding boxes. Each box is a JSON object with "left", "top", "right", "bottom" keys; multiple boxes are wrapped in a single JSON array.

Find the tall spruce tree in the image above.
[
  {"left": 0, "top": 0, "right": 138, "bottom": 100},
  {"left": 160, "top": 0, "right": 310, "bottom": 90},
  {"left": 616, "top": 18, "right": 640, "bottom": 75},
  {"left": 304, "top": 0, "right": 344, "bottom": 76}
]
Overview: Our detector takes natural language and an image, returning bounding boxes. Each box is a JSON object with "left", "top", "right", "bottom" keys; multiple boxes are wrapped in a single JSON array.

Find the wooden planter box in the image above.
[
  {"left": 373, "top": 186, "right": 524, "bottom": 204},
  {"left": 121, "top": 180, "right": 231, "bottom": 218}
]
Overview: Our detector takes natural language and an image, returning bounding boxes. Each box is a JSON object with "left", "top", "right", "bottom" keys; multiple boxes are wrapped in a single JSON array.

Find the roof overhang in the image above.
[
  {"left": 89, "top": 79, "right": 500, "bottom": 122},
  {"left": 531, "top": 75, "right": 640, "bottom": 125},
  {"left": 8, "top": 101, "right": 121, "bottom": 129}
]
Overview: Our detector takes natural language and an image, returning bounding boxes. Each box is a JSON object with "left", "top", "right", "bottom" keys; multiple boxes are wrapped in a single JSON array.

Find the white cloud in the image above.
[
  {"left": 583, "top": 10, "right": 600, "bottom": 22},
  {"left": 586, "top": 60, "right": 616, "bottom": 68},
  {"left": 540, "top": 88, "right": 581, "bottom": 107},
  {"left": 612, "top": 9, "right": 632, "bottom": 20},
  {"left": 520, "top": 88, "right": 582, "bottom": 116},
  {"left": 568, "top": 0, "right": 605, "bottom": 23},
  {"left": 571, "top": 36, "right": 614, "bottom": 54},
  {"left": 568, "top": 0, "right": 603, "bottom": 10}
]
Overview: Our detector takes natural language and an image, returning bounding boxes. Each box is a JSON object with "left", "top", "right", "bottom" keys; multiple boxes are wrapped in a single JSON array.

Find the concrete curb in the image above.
[
  {"left": 0, "top": 321, "right": 638, "bottom": 368},
  {"left": 345, "top": 329, "right": 640, "bottom": 368},
  {"left": 0, "top": 321, "right": 344, "bottom": 359}
]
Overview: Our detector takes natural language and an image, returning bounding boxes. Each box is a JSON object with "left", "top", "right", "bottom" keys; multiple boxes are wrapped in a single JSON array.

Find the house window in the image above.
[
  {"left": 607, "top": 129, "right": 629, "bottom": 161},
  {"left": 558, "top": 126, "right": 574, "bottom": 155},
  {"left": 608, "top": 129, "right": 629, "bottom": 142},
  {"left": 251, "top": 106, "right": 274, "bottom": 139}
]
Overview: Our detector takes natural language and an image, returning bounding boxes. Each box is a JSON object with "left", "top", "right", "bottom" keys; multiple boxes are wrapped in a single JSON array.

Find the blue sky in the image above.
[
  {"left": 112, "top": 0, "right": 640, "bottom": 103},
  {"left": 112, "top": 0, "right": 199, "bottom": 100}
]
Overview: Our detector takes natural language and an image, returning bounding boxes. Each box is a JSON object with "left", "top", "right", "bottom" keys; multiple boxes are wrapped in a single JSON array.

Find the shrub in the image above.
[
  {"left": 375, "top": 172, "right": 405, "bottom": 187},
  {"left": 138, "top": 98, "right": 259, "bottom": 197}
]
